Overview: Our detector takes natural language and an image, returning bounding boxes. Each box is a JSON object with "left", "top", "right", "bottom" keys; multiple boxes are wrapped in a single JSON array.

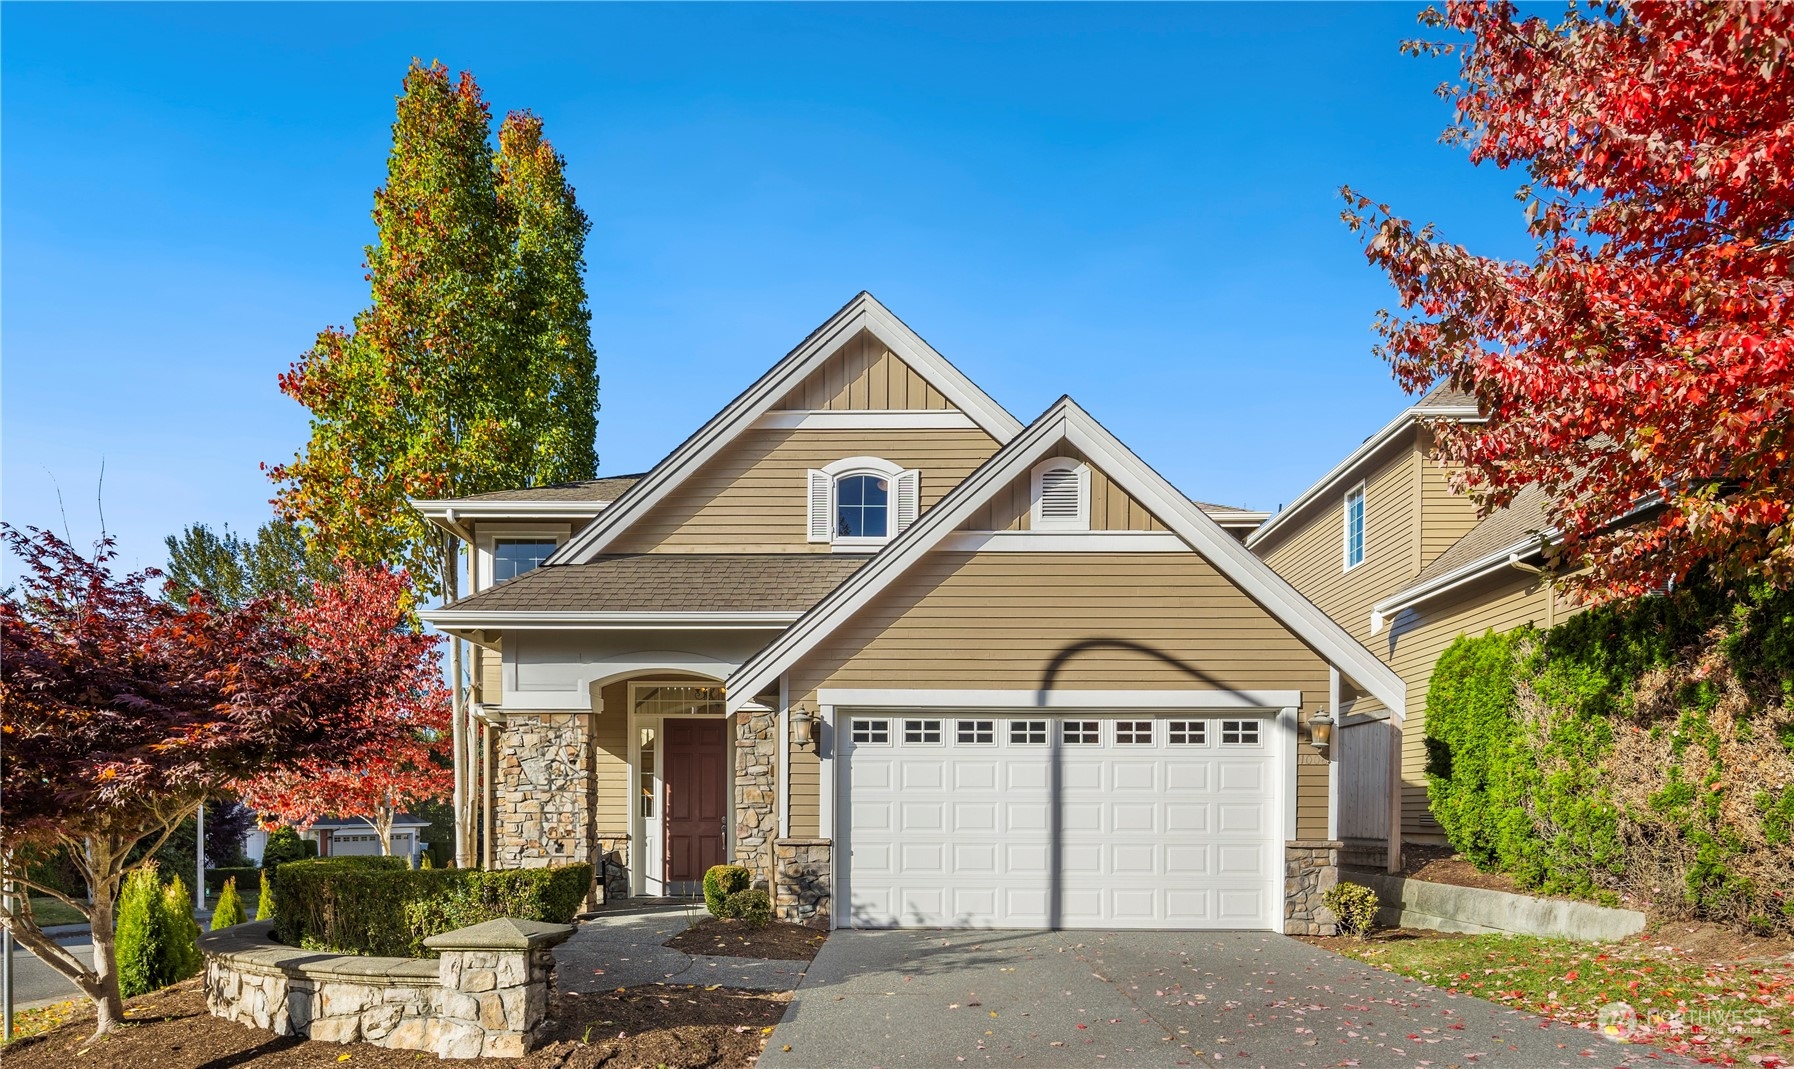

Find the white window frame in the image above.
[
  {"left": 474, "top": 522, "right": 572, "bottom": 592},
  {"left": 1030, "top": 458, "right": 1091, "bottom": 532},
  {"left": 807, "top": 456, "right": 919, "bottom": 551},
  {"left": 1342, "top": 482, "right": 1366, "bottom": 571}
]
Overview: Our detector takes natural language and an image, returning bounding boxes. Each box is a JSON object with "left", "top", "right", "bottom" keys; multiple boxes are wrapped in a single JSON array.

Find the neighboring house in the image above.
[
  {"left": 416, "top": 292, "right": 1406, "bottom": 934},
  {"left": 1246, "top": 388, "right": 1562, "bottom": 856},
  {"left": 244, "top": 816, "right": 430, "bottom": 865}
]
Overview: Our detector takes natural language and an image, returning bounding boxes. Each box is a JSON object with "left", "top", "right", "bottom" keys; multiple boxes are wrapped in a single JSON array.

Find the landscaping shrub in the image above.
[
  {"left": 723, "top": 888, "right": 773, "bottom": 928},
  {"left": 259, "top": 827, "right": 316, "bottom": 869},
  {"left": 1424, "top": 578, "right": 1794, "bottom": 933},
  {"left": 703, "top": 864, "right": 751, "bottom": 918},
  {"left": 256, "top": 871, "right": 275, "bottom": 923},
  {"left": 116, "top": 866, "right": 201, "bottom": 997},
  {"left": 1322, "top": 882, "right": 1379, "bottom": 939},
  {"left": 205, "top": 866, "right": 261, "bottom": 894},
  {"left": 271, "top": 858, "right": 591, "bottom": 957},
  {"left": 211, "top": 877, "right": 248, "bottom": 930}
]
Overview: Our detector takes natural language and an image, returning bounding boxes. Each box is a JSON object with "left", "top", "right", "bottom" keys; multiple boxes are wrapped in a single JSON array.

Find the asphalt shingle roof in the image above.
[
  {"left": 1400, "top": 483, "right": 1552, "bottom": 593},
  {"left": 444, "top": 554, "right": 869, "bottom": 614},
  {"left": 1412, "top": 383, "right": 1481, "bottom": 411}
]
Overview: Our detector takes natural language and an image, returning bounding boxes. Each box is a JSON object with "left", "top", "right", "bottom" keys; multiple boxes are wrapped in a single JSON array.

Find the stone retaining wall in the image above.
[
  {"left": 201, "top": 918, "right": 573, "bottom": 1059},
  {"left": 1351, "top": 871, "right": 1647, "bottom": 942},
  {"left": 1284, "top": 839, "right": 1342, "bottom": 936}
]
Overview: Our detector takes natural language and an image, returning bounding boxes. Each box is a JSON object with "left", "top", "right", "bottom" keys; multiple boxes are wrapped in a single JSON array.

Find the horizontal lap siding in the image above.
[
  {"left": 1417, "top": 431, "right": 1482, "bottom": 571},
  {"left": 775, "top": 330, "right": 954, "bottom": 411},
  {"left": 594, "top": 682, "right": 629, "bottom": 838},
  {"left": 789, "top": 732, "right": 819, "bottom": 837},
  {"left": 609, "top": 427, "right": 1000, "bottom": 553},
  {"left": 787, "top": 551, "right": 1334, "bottom": 839},
  {"left": 965, "top": 443, "right": 1167, "bottom": 532}
]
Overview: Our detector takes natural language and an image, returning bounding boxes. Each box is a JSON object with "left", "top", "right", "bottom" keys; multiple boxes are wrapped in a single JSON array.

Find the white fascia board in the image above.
[
  {"left": 552, "top": 293, "right": 1022, "bottom": 565},
  {"left": 1058, "top": 412, "right": 1408, "bottom": 719},
  {"left": 1246, "top": 405, "right": 1484, "bottom": 549},
  {"left": 817, "top": 688, "right": 1302, "bottom": 711},
  {"left": 1368, "top": 536, "right": 1547, "bottom": 632},
  {"left": 419, "top": 610, "right": 802, "bottom": 631},
  {"left": 729, "top": 396, "right": 1408, "bottom": 719},
  {"left": 941, "top": 531, "right": 1191, "bottom": 553},
  {"left": 753, "top": 410, "right": 979, "bottom": 430}
]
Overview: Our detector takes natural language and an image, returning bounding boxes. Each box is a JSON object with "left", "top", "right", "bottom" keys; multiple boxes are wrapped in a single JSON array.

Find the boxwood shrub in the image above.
[{"left": 270, "top": 858, "right": 591, "bottom": 957}]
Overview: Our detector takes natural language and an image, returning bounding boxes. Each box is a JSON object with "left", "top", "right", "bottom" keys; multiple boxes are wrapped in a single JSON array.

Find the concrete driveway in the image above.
[{"left": 757, "top": 929, "right": 1697, "bottom": 1068}]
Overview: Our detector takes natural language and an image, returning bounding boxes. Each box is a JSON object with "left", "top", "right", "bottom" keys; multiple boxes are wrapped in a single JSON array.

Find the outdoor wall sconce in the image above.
[
  {"left": 791, "top": 706, "right": 817, "bottom": 750},
  {"left": 1309, "top": 708, "right": 1334, "bottom": 755}
]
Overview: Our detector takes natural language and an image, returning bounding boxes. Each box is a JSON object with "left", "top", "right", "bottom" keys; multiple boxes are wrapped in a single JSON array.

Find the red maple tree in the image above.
[
  {"left": 1346, "top": 1, "right": 1794, "bottom": 600},
  {"left": 0, "top": 527, "right": 430, "bottom": 1035}
]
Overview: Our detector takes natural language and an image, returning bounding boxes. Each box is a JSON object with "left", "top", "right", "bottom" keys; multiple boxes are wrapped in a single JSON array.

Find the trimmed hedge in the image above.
[
  {"left": 205, "top": 866, "right": 262, "bottom": 894},
  {"left": 269, "top": 859, "right": 591, "bottom": 957}
]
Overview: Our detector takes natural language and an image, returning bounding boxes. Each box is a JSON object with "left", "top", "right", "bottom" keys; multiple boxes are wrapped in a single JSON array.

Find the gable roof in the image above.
[
  {"left": 552, "top": 292, "right": 1025, "bottom": 565},
  {"left": 1246, "top": 382, "right": 1483, "bottom": 550},
  {"left": 727, "top": 396, "right": 1407, "bottom": 717}
]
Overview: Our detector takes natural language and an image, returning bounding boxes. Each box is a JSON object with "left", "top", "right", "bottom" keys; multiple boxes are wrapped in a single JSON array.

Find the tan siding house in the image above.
[{"left": 417, "top": 293, "right": 1395, "bottom": 934}]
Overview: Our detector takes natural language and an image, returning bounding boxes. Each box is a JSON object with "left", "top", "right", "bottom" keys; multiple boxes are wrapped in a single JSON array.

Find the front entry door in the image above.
[{"left": 663, "top": 718, "right": 728, "bottom": 893}]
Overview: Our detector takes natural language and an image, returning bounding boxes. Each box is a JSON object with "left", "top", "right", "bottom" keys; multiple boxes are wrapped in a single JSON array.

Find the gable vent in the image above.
[{"left": 1039, "top": 469, "right": 1082, "bottom": 519}]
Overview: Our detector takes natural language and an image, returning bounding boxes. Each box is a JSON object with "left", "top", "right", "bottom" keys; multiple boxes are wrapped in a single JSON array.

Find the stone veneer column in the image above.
[
  {"left": 493, "top": 712, "right": 593, "bottom": 870},
  {"left": 734, "top": 708, "right": 778, "bottom": 882},
  {"left": 1284, "top": 839, "right": 1342, "bottom": 935},
  {"left": 425, "top": 918, "right": 573, "bottom": 1058},
  {"left": 773, "top": 838, "right": 831, "bottom": 927}
]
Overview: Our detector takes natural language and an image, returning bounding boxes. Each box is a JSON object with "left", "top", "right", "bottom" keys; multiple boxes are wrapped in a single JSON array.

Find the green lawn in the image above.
[
  {"left": 26, "top": 895, "right": 86, "bottom": 927},
  {"left": 1333, "top": 933, "right": 1794, "bottom": 1066}
]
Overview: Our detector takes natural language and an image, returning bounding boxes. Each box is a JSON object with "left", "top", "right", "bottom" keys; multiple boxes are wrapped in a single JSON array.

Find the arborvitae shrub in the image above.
[{"left": 211, "top": 876, "right": 248, "bottom": 930}]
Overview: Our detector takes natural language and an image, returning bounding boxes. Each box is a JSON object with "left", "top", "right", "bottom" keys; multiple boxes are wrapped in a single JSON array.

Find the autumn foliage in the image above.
[
  {"left": 1346, "top": 2, "right": 1794, "bottom": 601},
  {"left": 0, "top": 526, "right": 438, "bottom": 1033}
]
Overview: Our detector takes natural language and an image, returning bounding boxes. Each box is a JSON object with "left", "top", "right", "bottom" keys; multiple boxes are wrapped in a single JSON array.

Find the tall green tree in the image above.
[
  {"left": 163, "top": 520, "right": 334, "bottom": 608},
  {"left": 269, "top": 61, "right": 599, "bottom": 594}
]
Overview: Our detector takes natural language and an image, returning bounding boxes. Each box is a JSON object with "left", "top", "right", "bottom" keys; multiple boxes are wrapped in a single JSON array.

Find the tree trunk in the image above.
[
  {"left": 85, "top": 876, "right": 126, "bottom": 1036},
  {"left": 375, "top": 800, "right": 395, "bottom": 858}
]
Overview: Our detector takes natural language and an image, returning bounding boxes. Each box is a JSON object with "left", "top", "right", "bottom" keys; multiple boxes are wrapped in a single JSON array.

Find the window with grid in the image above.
[
  {"left": 1115, "top": 721, "right": 1153, "bottom": 744},
  {"left": 835, "top": 474, "right": 890, "bottom": 538},
  {"left": 1010, "top": 720, "right": 1047, "bottom": 744},
  {"left": 903, "top": 719, "right": 943, "bottom": 743},
  {"left": 956, "top": 720, "right": 995, "bottom": 744},
  {"left": 1167, "top": 720, "right": 1207, "bottom": 745},
  {"left": 1221, "top": 719, "right": 1261, "bottom": 745},
  {"left": 492, "top": 539, "right": 556, "bottom": 583},
  {"left": 851, "top": 719, "right": 889, "bottom": 744},
  {"left": 1062, "top": 720, "right": 1100, "bottom": 744}
]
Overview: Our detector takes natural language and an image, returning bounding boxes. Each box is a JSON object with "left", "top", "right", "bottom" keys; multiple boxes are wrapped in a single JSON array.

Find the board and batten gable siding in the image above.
[
  {"left": 774, "top": 329, "right": 957, "bottom": 412},
  {"left": 963, "top": 443, "right": 1168, "bottom": 532},
  {"left": 782, "top": 550, "right": 1337, "bottom": 840},
  {"left": 604, "top": 425, "right": 1001, "bottom": 554}
]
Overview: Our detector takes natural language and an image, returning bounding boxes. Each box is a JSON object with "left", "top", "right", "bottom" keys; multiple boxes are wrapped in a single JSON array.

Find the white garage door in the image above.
[{"left": 840, "top": 714, "right": 1279, "bottom": 929}]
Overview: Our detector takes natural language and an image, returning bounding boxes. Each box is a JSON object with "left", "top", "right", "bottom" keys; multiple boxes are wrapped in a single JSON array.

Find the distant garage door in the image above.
[{"left": 839, "top": 713, "right": 1279, "bottom": 930}]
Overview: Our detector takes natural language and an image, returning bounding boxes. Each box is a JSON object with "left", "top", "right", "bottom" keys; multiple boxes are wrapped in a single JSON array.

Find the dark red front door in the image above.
[{"left": 664, "top": 718, "right": 728, "bottom": 889}]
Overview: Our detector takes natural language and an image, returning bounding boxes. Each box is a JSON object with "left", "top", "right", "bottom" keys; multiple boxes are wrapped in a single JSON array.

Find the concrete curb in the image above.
[{"left": 1346, "top": 871, "right": 1645, "bottom": 942}]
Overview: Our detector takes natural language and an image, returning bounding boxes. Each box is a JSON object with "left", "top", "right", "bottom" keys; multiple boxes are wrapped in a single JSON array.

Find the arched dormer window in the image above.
[
  {"left": 1030, "top": 457, "right": 1091, "bottom": 531},
  {"left": 807, "top": 456, "right": 920, "bottom": 549}
]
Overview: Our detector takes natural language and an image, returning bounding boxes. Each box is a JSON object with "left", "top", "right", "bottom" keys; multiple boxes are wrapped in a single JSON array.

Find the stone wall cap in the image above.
[
  {"left": 1286, "top": 839, "right": 1345, "bottom": 849},
  {"left": 423, "top": 917, "right": 576, "bottom": 951},
  {"left": 774, "top": 837, "right": 833, "bottom": 846},
  {"left": 199, "top": 921, "right": 443, "bottom": 983}
]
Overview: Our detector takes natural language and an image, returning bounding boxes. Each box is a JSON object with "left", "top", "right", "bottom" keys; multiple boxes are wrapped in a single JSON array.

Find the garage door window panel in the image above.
[
  {"left": 1062, "top": 720, "right": 1100, "bottom": 745},
  {"left": 1221, "top": 720, "right": 1261, "bottom": 745},
  {"left": 1010, "top": 720, "right": 1047, "bottom": 744},
  {"left": 956, "top": 720, "right": 995, "bottom": 744},
  {"left": 851, "top": 719, "right": 890, "bottom": 745},
  {"left": 1115, "top": 721, "right": 1153, "bottom": 744},
  {"left": 903, "top": 719, "right": 943, "bottom": 744},
  {"left": 1168, "top": 720, "right": 1208, "bottom": 745}
]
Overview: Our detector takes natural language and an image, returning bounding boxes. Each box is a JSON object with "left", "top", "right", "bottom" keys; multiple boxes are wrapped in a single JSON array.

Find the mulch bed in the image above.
[
  {"left": 1380, "top": 843, "right": 1527, "bottom": 894},
  {"left": 4, "top": 978, "right": 789, "bottom": 1069},
  {"left": 662, "top": 918, "right": 827, "bottom": 961}
]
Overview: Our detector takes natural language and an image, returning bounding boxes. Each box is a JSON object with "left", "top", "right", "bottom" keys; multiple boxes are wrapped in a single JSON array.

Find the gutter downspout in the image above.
[{"left": 445, "top": 531, "right": 471, "bottom": 869}]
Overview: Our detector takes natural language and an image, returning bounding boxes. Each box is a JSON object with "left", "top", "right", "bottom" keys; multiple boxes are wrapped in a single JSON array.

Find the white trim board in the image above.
[
  {"left": 552, "top": 293, "right": 1023, "bottom": 565},
  {"left": 755, "top": 410, "right": 978, "bottom": 430},
  {"left": 940, "top": 531, "right": 1189, "bottom": 553},
  {"left": 816, "top": 688, "right": 1302, "bottom": 710},
  {"left": 422, "top": 610, "right": 802, "bottom": 631},
  {"left": 728, "top": 396, "right": 1406, "bottom": 718}
]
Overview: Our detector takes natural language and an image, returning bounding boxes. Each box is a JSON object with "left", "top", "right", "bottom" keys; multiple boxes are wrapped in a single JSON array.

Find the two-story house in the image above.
[
  {"left": 415, "top": 292, "right": 1408, "bottom": 934},
  {"left": 1247, "top": 390, "right": 1561, "bottom": 857}
]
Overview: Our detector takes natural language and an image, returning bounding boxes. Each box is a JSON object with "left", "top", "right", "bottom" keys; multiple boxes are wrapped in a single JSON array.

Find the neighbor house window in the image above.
[
  {"left": 1343, "top": 484, "right": 1366, "bottom": 569},
  {"left": 493, "top": 539, "right": 556, "bottom": 583}
]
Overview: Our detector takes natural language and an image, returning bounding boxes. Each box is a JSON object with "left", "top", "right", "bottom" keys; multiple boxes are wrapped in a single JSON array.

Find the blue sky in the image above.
[{"left": 2, "top": 2, "right": 1526, "bottom": 576}]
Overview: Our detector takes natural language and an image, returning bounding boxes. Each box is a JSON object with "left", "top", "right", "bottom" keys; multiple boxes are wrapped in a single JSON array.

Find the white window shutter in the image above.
[
  {"left": 807, "top": 470, "right": 832, "bottom": 542},
  {"left": 894, "top": 469, "right": 921, "bottom": 532}
]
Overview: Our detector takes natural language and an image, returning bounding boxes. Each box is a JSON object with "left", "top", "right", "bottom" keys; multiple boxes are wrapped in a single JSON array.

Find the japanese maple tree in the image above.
[
  {"left": 0, "top": 527, "right": 430, "bottom": 1035},
  {"left": 1345, "top": 1, "right": 1794, "bottom": 600}
]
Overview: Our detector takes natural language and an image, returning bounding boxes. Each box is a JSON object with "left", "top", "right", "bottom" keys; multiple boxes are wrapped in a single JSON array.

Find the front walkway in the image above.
[
  {"left": 757, "top": 929, "right": 1699, "bottom": 1068},
  {"left": 553, "top": 900, "right": 808, "bottom": 991}
]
